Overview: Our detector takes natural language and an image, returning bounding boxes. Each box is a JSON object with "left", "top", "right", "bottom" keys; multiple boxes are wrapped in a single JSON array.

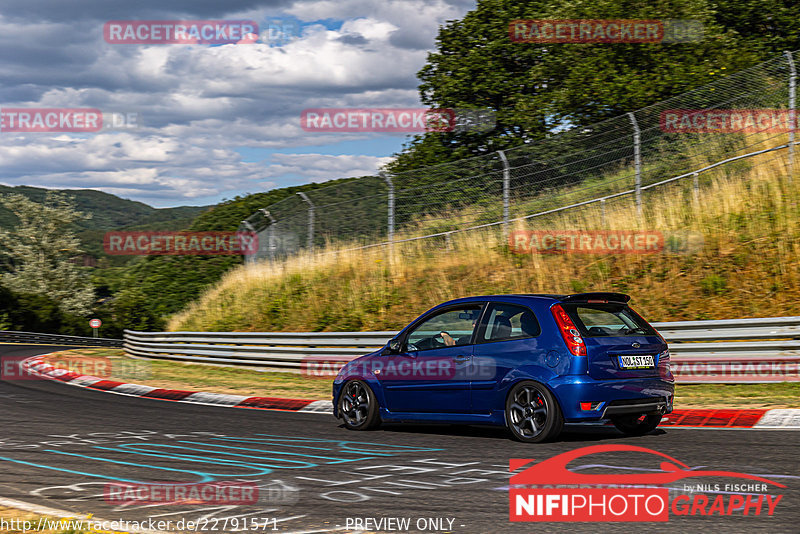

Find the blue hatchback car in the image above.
[{"left": 332, "top": 293, "right": 674, "bottom": 442}]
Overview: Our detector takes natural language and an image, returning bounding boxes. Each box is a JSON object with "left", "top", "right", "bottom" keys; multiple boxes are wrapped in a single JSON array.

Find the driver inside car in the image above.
[
  {"left": 439, "top": 331, "right": 459, "bottom": 346},
  {"left": 439, "top": 310, "right": 481, "bottom": 346}
]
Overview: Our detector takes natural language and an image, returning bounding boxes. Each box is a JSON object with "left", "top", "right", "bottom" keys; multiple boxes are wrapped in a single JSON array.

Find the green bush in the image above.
[{"left": 700, "top": 274, "right": 728, "bottom": 295}]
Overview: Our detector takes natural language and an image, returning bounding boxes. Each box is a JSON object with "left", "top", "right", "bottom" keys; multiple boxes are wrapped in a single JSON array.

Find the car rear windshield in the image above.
[{"left": 560, "top": 303, "right": 657, "bottom": 337}]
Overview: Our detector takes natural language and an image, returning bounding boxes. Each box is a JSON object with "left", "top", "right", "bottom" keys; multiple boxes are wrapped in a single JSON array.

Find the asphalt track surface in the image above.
[{"left": 1, "top": 344, "right": 798, "bottom": 533}]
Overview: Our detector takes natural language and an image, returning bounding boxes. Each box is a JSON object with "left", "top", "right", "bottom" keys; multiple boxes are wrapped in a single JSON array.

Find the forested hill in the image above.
[{"left": 0, "top": 185, "right": 208, "bottom": 232}]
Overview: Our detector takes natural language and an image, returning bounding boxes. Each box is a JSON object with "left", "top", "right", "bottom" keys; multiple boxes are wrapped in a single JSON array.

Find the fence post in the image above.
[
  {"left": 600, "top": 198, "right": 606, "bottom": 226},
  {"left": 259, "top": 209, "right": 277, "bottom": 261},
  {"left": 785, "top": 50, "right": 796, "bottom": 175},
  {"left": 628, "top": 112, "right": 642, "bottom": 216},
  {"left": 241, "top": 220, "right": 257, "bottom": 263},
  {"left": 296, "top": 192, "right": 315, "bottom": 252},
  {"left": 380, "top": 172, "right": 395, "bottom": 247},
  {"left": 497, "top": 150, "right": 511, "bottom": 236},
  {"left": 692, "top": 172, "right": 699, "bottom": 202}
]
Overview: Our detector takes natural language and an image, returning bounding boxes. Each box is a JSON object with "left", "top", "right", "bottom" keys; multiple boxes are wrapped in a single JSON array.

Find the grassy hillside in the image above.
[{"left": 169, "top": 149, "right": 800, "bottom": 332}]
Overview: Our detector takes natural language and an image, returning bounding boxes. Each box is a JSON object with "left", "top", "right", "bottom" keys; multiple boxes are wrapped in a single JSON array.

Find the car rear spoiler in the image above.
[{"left": 559, "top": 292, "right": 631, "bottom": 304}]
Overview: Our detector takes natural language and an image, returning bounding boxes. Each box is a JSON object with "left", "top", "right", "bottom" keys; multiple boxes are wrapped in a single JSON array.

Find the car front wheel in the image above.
[
  {"left": 338, "top": 380, "right": 380, "bottom": 430},
  {"left": 505, "top": 380, "right": 563, "bottom": 443}
]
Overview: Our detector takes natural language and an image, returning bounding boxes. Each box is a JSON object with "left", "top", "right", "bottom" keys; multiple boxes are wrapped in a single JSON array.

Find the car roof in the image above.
[
  {"left": 440, "top": 292, "right": 631, "bottom": 305},
  {"left": 444, "top": 294, "right": 560, "bottom": 303}
]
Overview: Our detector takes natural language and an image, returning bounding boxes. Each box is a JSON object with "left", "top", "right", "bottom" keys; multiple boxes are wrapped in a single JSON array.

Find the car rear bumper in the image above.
[
  {"left": 549, "top": 375, "right": 674, "bottom": 422},
  {"left": 602, "top": 397, "right": 670, "bottom": 417}
]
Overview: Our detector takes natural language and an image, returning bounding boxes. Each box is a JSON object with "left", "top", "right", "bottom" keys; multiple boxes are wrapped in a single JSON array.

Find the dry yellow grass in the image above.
[{"left": 169, "top": 147, "right": 800, "bottom": 333}]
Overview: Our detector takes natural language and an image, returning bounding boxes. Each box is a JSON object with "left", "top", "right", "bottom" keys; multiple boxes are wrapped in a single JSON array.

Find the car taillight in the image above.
[
  {"left": 551, "top": 304, "right": 586, "bottom": 356},
  {"left": 658, "top": 350, "right": 673, "bottom": 380}
]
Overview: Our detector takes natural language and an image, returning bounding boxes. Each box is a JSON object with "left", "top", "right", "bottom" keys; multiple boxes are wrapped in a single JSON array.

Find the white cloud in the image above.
[
  {"left": 0, "top": 0, "right": 477, "bottom": 205},
  {"left": 262, "top": 152, "right": 393, "bottom": 181}
]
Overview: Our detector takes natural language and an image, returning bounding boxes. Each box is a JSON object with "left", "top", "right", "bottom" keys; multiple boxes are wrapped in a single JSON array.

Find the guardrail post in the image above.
[
  {"left": 628, "top": 112, "right": 642, "bottom": 216},
  {"left": 259, "top": 209, "right": 277, "bottom": 261},
  {"left": 497, "top": 150, "right": 511, "bottom": 236},
  {"left": 296, "top": 192, "right": 315, "bottom": 252},
  {"left": 785, "top": 50, "right": 796, "bottom": 176},
  {"left": 692, "top": 172, "right": 699, "bottom": 202}
]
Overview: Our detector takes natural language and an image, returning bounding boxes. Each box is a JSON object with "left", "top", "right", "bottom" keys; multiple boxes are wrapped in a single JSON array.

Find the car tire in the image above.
[
  {"left": 505, "top": 380, "right": 563, "bottom": 443},
  {"left": 610, "top": 414, "right": 663, "bottom": 436},
  {"left": 338, "top": 380, "right": 380, "bottom": 430}
]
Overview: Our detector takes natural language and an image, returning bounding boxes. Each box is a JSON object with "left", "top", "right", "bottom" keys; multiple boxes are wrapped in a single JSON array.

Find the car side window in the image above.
[
  {"left": 479, "top": 303, "right": 541, "bottom": 343},
  {"left": 406, "top": 305, "right": 483, "bottom": 351}
]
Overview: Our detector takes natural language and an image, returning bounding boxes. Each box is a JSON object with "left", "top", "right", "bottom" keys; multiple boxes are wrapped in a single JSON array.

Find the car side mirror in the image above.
[{"left": 387, "top": 339, "right": 403, "bottom": 353}]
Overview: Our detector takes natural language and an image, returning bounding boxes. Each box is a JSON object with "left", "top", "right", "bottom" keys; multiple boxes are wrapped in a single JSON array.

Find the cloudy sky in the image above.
[{"left": 0, "top": 0, "right": 476, "bottom": 207}]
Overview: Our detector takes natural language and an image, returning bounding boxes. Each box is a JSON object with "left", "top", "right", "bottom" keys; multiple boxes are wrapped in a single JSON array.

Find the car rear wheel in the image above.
[
  {"left": 611, "top": 413, "right": 663, "bottom": 436},
  {"left": 338, "top": 380, "right": 380, "bottom": 430},
  {"left": 505, "top": 381, "right": 563, "bottom": 443}
]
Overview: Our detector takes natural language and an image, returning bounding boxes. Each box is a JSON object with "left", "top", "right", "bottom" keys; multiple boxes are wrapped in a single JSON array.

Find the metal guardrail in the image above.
[
  {"left": 0, "top": 330, "right": 123, "bottom": 348},
  {"left": 124, "top": 317, "right": 800, "bottom": 383},
  {"left": 123, "top": 330, "right": 394, "bottom": 369}
]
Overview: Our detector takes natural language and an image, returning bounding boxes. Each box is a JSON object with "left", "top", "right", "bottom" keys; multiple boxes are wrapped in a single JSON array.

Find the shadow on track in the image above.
[{"left": 337, "top": 421, "right": 668, "bottom": 443}]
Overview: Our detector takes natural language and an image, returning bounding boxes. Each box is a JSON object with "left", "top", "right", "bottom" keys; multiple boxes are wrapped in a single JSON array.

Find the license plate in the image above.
[{"left": 618, "top": 355, "right": 655, "bottom": 369}]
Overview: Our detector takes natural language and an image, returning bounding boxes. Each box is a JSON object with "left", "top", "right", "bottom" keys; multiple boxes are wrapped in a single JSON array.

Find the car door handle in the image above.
[{"left": 454, "top": 355, "right": 472, "bottom": 363}]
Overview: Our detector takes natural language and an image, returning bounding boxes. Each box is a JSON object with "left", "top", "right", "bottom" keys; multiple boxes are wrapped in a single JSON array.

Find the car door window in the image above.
[
  {"left": 406, "top": 305, "right": 483, "bottom": 351},
  {"left": 479, "top": 303, "right": 541, "bottom": 343}
]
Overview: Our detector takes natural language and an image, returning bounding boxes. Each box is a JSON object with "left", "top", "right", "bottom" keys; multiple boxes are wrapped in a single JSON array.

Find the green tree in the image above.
[
  {"left": 112, "top": 287, "right": 162, "bottom": 331},
  {"left": 13, "top": 292, "right": 67, "bottom": 333},
  {"left": 0, "top": 285, "right": 18, "bottom": 330},
  {"left": 388, "top": 0, "right": 800, "bottom": 173},
  {"left": 713, "top": 0, "right": 800, "bottom": 56},
  {"left": 0, "top": 192, "right": 95, "bottom": 315}
]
